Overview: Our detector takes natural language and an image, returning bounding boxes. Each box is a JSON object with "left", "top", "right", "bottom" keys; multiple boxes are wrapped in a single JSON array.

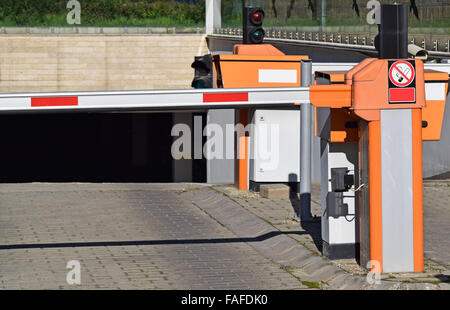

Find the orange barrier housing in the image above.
[
  {"left": 310, "top": 58, "right": 447, "bottom": 273},
  {"left": 422, "top": 70, "right": 449, "bottom": 140},
  {"left": 213, "top": 44, "right": 309, "bottom": 191},
  {"left": 213, "top": 54, "right": 308, "bottom": 88},
  {"left": 313, "top": 65, "right": 448, "bottom": 141},
  {"left": 349, "top": 59, "right": 426, "bottom": 121}
]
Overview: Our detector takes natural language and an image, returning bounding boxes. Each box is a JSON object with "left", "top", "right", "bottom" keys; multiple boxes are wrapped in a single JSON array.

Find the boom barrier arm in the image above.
[{"left": 0, "top": 87, "right": 310, "bottom": 114}]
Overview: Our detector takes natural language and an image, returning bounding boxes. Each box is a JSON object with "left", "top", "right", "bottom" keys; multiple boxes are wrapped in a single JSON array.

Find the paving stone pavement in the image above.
[
  {"left": 0, "top": 183, "right": 304, "bottom": 290},
  {"left": 423, "top": 181, "right": 450, "bottom": 266},
  {"left": 0, "top": 182, "right": 448, "bottom": 290},
  {"left": 212, "top": 182, "right": 450, "bottom": 290}
]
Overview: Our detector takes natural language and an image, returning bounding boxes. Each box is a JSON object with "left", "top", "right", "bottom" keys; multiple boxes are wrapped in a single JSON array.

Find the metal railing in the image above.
[{"left": 213, "top": 27, "right": 450, "bottom": 54}]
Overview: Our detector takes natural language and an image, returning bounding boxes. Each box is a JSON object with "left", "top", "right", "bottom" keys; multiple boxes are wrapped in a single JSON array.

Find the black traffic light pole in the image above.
[{"left": 376, "top": 3, "right": 408, "bottom": 59}]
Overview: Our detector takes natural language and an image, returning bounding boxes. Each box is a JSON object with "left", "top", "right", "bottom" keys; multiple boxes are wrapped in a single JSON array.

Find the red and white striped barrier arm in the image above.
[{"left": 0, "top": 87, "right": 310, "bottom": 113}]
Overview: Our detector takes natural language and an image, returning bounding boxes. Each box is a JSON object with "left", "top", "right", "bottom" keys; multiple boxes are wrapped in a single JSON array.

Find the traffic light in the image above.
[
  {"left": 243, "top": 7, "right": 265, "bottom": 44},
  {"left": 191, "top": 54, "right": 213, "bottom": 89}
]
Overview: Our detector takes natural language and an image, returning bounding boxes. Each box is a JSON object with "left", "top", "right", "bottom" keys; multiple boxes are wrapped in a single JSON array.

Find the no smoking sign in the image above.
[{"left": 388, "top": 60, "right": 416, "bottom": 104}]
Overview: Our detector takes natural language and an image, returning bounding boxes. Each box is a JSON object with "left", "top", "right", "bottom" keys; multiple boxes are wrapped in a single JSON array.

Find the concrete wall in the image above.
[
  {"left": 0, "top": 34, "right": 208, "bottom": 92},
  {"left": 0, "top": 33, "right": 210, "bottom": 183}
]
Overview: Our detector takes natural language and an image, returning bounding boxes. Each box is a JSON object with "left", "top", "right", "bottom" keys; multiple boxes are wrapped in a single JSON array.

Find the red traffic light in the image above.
[{"left": 252, "top": 12, "right": 263, "bottom": 22}]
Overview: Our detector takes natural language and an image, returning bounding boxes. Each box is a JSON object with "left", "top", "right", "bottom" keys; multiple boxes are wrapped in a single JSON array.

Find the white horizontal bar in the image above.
[
  {"left": 0, "top": 87, "right": 306, "bottom": 99},
  {"left": 0, "top": 87, "right": 310, "bottom": 113}
]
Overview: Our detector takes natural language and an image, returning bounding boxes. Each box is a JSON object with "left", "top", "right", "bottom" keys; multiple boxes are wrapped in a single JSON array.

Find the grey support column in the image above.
[
  {"left": 300, "top": 59, "right": 314, "bottom": 221},
  {"left": 206, "top": 109, "right": 235, "bottom": 184},
  {"left": 321, "top": 0, "right": 327, "bottom": 28},
  {"left": 205, "top": 0, "right": 221, "bottom": 35},
  {"left": 172, "top": 112, "right": 193, "bottom": 182}
]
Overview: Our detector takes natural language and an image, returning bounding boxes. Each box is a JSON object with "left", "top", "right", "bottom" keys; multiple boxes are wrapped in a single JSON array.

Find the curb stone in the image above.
[{"left": 184, "top": 187, "right": 356, "bottom": 289}]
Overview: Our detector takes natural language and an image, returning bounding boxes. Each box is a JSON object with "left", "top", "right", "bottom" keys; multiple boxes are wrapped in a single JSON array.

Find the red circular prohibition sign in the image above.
[{"left": 389, "top": 60, "right": 415, "bottom": 87}]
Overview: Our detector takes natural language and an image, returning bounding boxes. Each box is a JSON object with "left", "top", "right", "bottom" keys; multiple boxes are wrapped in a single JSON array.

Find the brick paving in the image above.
[
  {"left": 423, "top": 181, "right": 450, "bottom": 266},
  {"left": 0, "top": 183, "right": 303, "bottom": 290},
  {"left": 212, "top": 182, "right": 450, "bottom": 290},
  {"left": 0, "top": 182, "right": 448, "bottom": 290}
]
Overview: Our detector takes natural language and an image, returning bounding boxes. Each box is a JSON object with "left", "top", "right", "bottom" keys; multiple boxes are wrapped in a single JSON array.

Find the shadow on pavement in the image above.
[
  {"left": 0, "top": 230, "right": 310, "bottom": 251},
  {"left": 287, "top": 182, "right": 323, "bottom": 253}
]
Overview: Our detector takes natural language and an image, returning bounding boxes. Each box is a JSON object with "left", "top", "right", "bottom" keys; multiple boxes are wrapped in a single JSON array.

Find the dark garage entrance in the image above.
[{"left": 0, "top": 113, "right": 203, "bottom": 183}]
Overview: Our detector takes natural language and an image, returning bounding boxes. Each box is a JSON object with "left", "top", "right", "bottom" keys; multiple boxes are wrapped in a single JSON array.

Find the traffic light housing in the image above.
[
  {"left": 243, "top": 7, "right": 265, "bottom": 44},
  {"left": 191, "top": 54, "right": 213, "bottom": 89}
]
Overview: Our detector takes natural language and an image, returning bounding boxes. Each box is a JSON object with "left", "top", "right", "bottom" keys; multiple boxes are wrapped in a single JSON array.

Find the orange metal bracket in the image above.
[
  {"left": 315, "top": 71, "right": 346, "bottom": 84},
  {"left": 309, "top": 84, "right": 352, "bottom": 108}
]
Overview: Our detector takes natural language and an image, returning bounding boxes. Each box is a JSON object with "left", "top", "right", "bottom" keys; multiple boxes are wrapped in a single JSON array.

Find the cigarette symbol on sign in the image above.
[
  {"left": 395, "top": 67, "right": 410, "bottom": 83},
  {"left": 389, "top": 61, "right": 415, "bottom": 87}
]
